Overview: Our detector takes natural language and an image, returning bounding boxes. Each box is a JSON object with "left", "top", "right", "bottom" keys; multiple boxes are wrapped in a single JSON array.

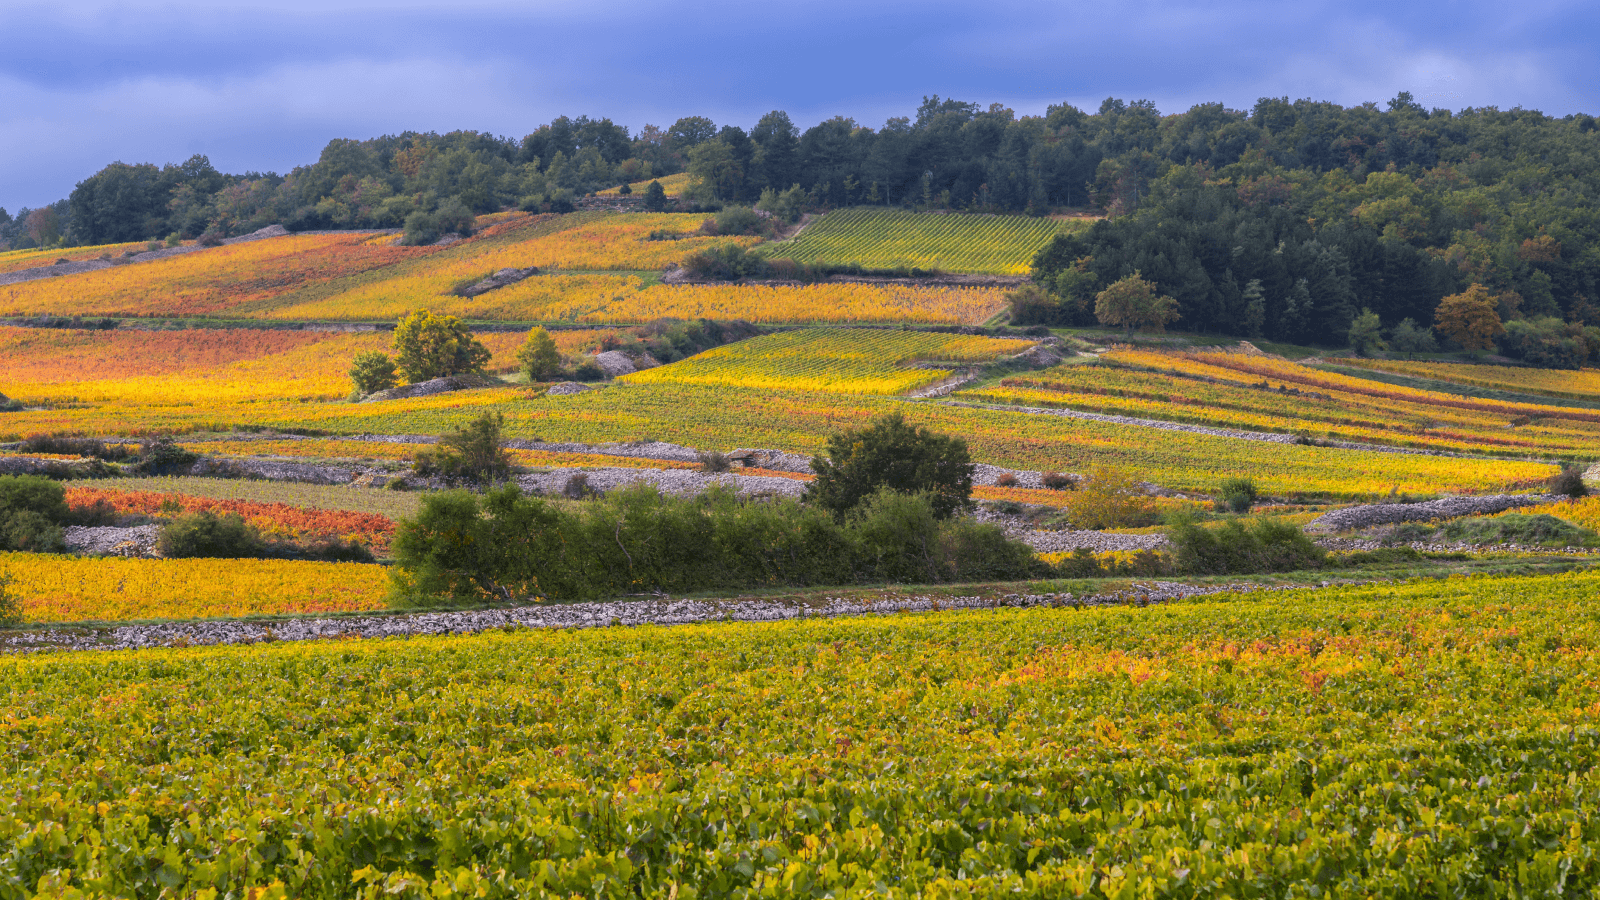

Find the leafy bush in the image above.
[
  {"left": 0, "top": 393, "right": 21, "bottom": 413},
  {"left": 0, "top": 475, "right": 69, "bottom": 553},
  {"left": 562, "top": 472, "right": 594, "bottom": 500},
  {"left": 133, "top": 440, "right": 199, "bottom": 475},
  {"left": 995, "top": 473, "right": 1018, "bottom": 487},
  {"left": 683, "top": 244, "right": 770, "bottom": 281},
  {"left": 569, "top": 358, "right": 605, "bottom": 382},
  {"left": 1041, "top": 471, "right": 1074, "bottom": 491},
  {"left": 1169, "top": 516, "right": 1327, "bottom": 575},
  {"left": 699, "top": 451, "right": 731, "bottom": 473},
  {"left": 348, "top": 351, "right": 399, "bottom": 395},
  {"left": 391, "top": 484, "right": 1038, "bottom": 605},
  {"left": 627, "top": 318, "right": 760, "bottom": 363},
  {"left": 412, "top": 413, "right": 513, "bottom": 484},
  {"left": 19, "top": 434, "right": 136, "bottom": 462},
  {"left": 1339, "top": 546, "right": 1426, "bottom": 567},
  {"left": 1063, "top": 468, "right": 1157, "bottom": 529},
  {"left": 808, "top": 413, "right": 973, "bottom": 520},
  {"left": 1548, "top": 464, "right": 1590, "bottom": 498},
  {"left": 157, "top": 512, "right": 268, "bottom": 559},
  {"left": 707, "top": 206, "right": 771, "bottom": 237},
  {"left": 401, "top": 211, "right": 443, "bottom": 245},
  {"left": 296, "top": 537, "right": 377, "bottom": 563},
  {"left": 1215, "top": 477, "right": 1259, "bottom": 513},
  {"left": 1437, "top": 513, "right": 1597, "bottom": 548},
  {"left": 62, "top": 497, "right": 119, "bottom": 527}
]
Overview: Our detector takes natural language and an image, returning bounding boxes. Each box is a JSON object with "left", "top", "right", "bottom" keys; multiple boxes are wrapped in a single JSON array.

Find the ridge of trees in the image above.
[
  {"left": 4, "top": 94, "right": 1598, "bottom": 351},
  {"left": 1015, "top": 95, "right": 1600, "bottom": 349},
  {"left": 0, "top": 94, "right": 1589, "bottom": 250}
]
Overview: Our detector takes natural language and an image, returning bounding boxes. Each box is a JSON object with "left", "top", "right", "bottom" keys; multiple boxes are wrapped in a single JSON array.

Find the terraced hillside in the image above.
[
  {"left": 0, "top": 212, "right": 1008, "bottom": 325},
  {"left": 956, "top": 347, "right": 1600, "bottom": 460}
]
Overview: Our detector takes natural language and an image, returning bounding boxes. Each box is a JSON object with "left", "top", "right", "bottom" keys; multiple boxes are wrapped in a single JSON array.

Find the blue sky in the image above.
[{"left": 3, "top": 0, "right": 1597, "bottom": 210}]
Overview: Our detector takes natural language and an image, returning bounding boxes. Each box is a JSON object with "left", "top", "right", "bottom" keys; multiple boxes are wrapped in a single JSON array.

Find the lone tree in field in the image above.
[
  {"left": 348, "top": 350, "right": 398, "bottom": 395},
  {"left": 392, "top": 310, "right": 492, "bottom": 384},
  {"left": 807, "top": 412, "right": 974, "bottom": 520},
  {"left": 517, "top": 327, "right": 563, "bottom": 382},
  {"left": 1434, "top": 284, "right": 1504, "bottom": 351},
  {"left": 1094, "top": 273, "right": 1179, "bottom": 335}
]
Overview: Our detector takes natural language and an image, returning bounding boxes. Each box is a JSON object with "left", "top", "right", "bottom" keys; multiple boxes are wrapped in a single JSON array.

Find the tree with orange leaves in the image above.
[{"left": 1434, "top": 284, "right": 1503, "bottom": 351}]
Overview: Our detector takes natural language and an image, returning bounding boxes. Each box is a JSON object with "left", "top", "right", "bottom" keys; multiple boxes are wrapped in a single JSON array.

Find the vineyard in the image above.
[
  {"left": 0, "top": 322, "right": 1567, "bottom": 496},
  {"left": 63, "top": 486, "right": 398, "bottom": 551},
  {"left": 76, "top": 476, "right": 427, "bottom": 519},
  {"left": 0, "top": 233, "right": 438, "bottom": 318},
  {"left": 957, "top": 348, "right": 1600, "bottom": 459},
  {"left": 0, "top": 552, "right": 388, "bottom": 622},
  {"left": 0, "top": 326, "right": 529, "bottom": 424},
  {"left": 595, "top": 171, "right": 692, "bottom": 197},
  {"left": 1338, "top": 357, "right": 1600, "bottom": 402},
  {"left": 762, "top": 208, "right": 1086, "bottom": 274},
  {"left": 313, "top": 383, "right": 1555, "bottom": 497},
  {"left": 171, "top": 439, "right": 702, "bottom": 471},
  {"left": 0, "top": 240, "right": 151, "bottom": 274},
  {"left": 622, "top": 329, "right": 1036, "bottom": 394},
  {"left": 5, "top": 572, "right": 1600, "bottom": 894},
  {"left": 0, "top": 213, "right": 759, "bottom": 322}
]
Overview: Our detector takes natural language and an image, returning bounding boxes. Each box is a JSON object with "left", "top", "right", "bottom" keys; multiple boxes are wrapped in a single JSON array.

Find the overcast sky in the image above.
[{"left": 3, "top": 0, "right": 1596, "bottom": 210}]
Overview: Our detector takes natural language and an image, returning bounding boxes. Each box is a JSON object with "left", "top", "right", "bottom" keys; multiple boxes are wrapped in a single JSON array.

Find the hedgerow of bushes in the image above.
[{"left": 391, "top": 485, "right": 1044, "bottom": 605}]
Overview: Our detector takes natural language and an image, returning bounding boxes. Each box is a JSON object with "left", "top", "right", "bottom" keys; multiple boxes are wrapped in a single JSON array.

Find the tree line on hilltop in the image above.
[{"left": 1, "top": 92, "right": 1596, "bottom": 352}]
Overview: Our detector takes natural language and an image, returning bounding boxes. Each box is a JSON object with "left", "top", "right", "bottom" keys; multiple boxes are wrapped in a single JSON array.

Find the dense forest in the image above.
[{"left": 2, "top": 93, "right": 1597, "bottom": 350}]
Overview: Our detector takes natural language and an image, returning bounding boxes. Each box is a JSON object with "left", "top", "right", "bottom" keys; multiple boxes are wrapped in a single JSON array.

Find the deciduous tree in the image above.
[
  {"left": 1094, "top": 272, "right": 1180, "bottom": 334},
  {"left": 517, "top": 327, "right": 563, "bottom": 382},
  {"left": 1434, "top": 284, "right": 1503, "bottom": 351},
  {"left": 1347, "top": 308, "right": 1387, "bottom": 356},
  {"left": 807, "top": 413, "right": 973, "bottom": 520},
  {"left": 392, "top": 310, "right": 491, "bottom": 383}
]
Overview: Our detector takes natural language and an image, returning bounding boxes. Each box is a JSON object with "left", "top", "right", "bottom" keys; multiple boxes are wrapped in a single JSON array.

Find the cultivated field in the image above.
[
  {"left": 958, "top": 347, "right": 1600, "bottom": 459},
  {"left": 0, "top": 240, "right": 153, "bottom": 274},
  {"left": 1339, "top": 357, "right": 1600, "bottom": 402},
  {"left": 5, "top": 572, "right": 1600, "bottom": 892},
  {"left": 763, "top": 208, "right": 1087, "bottom": 274},
  {"left": 3, "top": 552, "right": 388, "bottom": 622},
  {"left": 623, "top": 328, "right": 1036, "bottom": 394}
]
